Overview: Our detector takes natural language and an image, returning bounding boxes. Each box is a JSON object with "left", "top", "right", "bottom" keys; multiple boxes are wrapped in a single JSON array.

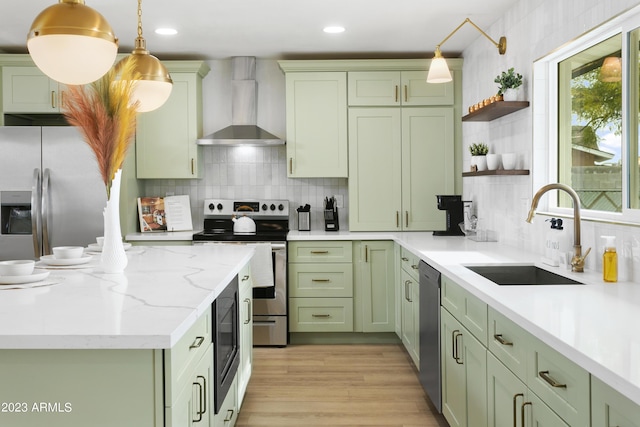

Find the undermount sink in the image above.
[{"left": 465, "top": 265, "right": 584, "bottom": 286}]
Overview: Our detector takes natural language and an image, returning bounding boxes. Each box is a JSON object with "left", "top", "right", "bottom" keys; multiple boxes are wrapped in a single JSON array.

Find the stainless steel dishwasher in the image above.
[{"left": 419, "top": 260, "right": 441, "bottom": 413}]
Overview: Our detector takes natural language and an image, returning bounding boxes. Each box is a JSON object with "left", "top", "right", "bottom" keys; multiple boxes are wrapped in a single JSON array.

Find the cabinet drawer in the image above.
[
  {"left": 289, "top": 263, "right": 353, "bottom": 297},
  {"left": 164, "top": 306, "right": 212, "bottom": 404},
  {"left": 488, "top": 307, "right": 528, "bottom": 381},
  {"left": 289, "top": 298, "right": 354, "bottom": 332},
  {"left": 441, "top": 276, "right": 488, "bottom": 346},
  {"left": 400, "top": 246, "right": 420, "bottom": 279},
  {"left": 528, "top": 337, "right": 590, "bottom": 427},
  {"left": 289, "top": 241, "right": 352, "bottom": 263}
]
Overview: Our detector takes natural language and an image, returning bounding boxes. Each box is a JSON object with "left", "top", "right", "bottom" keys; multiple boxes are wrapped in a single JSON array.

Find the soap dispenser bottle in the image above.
[{"left": 602, "top": 235, "right": 618, "bottom": 283}]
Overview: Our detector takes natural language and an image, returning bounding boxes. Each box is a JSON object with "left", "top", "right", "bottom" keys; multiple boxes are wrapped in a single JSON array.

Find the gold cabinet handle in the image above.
[
  {"left": 312, "top": 314, "right": 331, "bottom": 318},
  {"left": 405, "top": 211, "right": 409, "bottom": 228},
  {"left": 189, "top": 336, "right": 205, "bottom": 350},
  {"left": 289, "top": 157, "right": 293, "bottom": 174},
  {"left": 513, "top": 393, "right": 524, "bottom": 427},
  {"left": 395, "top": 85, "right": 399, "bottom": 102},
  {"left": 396, "top": 211, "right": 400, "bottom": 228},
  {"left": 311, "top": 278, "right": 331, "bottom": 282},
  {"left": 521, "top": 401, "right": 532, "bottom": 427},
  {"left": 224, "top": 409, "right": 235, "bottom": 422},
  {"left": 244, "top": 298, "right": 252, "bottom": 324},
  {"left": 51, "top": 91, "right": 56, "bottom": 109},
  {"left": 197, "top": 375, "right": 207, "bottom": 415},
  {"left": 365, "top": 245, "right": 369, "bottom": 262},
  {"left": 310, "top": 250, "right": 329, "bottom": 254},
  {"left": 192, "top": 380, "right": 204, "bottom": 422},
  {"left": 191, "top": 158, "right": 195, "bottom": 175},
  {"left": 404, "top": 85, "right": 408, "bottom": 102},
  {"left": 538, "top": 370, "right": 566, "bottom": 388},
  {"left": 401, "top": 257, "right": 409, "bottom": 262},
  {"left": 411, "top": 264, "right": 418, "bottom": 270},
  {"left": 494, "top": 334, "right": 513, "bottom": 346},
  {"left": 453, "top": 330, "right": 463, "bottom": 364},
  {"left": 60, "top": 90, "right": 66, "bottom": 108},
  {"left": 404, "top": 280, "right": 412, "bottom": 302}
]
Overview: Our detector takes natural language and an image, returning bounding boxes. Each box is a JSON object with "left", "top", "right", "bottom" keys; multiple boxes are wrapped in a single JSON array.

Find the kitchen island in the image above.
[{"left": 0, "top": 245, "right": 253, "bottom": 427}]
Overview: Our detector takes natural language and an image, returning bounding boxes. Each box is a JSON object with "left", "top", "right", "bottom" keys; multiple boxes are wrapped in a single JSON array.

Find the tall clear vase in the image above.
[{"left": 101, "top": 169, "right": 128, "bottom": 274}]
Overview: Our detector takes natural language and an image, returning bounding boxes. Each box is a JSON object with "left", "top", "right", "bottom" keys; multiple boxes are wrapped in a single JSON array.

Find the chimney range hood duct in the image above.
[{"left": 197, "top": 57, "right": 284, "bottom": 146}]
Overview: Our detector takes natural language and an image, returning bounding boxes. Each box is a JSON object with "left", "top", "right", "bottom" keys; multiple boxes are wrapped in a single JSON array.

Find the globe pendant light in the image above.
[
  {"left": 27, "top": 0, "right": 118, "bottom": 85},
  {"left": 116, "top": 0, "right": 173, "bottom": 113}
]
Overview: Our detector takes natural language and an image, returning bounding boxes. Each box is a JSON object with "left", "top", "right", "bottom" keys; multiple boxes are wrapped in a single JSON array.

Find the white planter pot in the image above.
[
  {"left": 486, "top": 153, "right": 501, "bottom": 170},
  {"left": 503, "top": 88, "right": 519, "bottom": 101},
  {"left": 475, "top": 156, "right": 487, "bottom": 171}
]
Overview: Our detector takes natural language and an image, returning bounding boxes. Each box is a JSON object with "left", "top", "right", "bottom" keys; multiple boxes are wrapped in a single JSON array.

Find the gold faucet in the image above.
[{"left": 526, "top": 183, "right": 591, "bottom": 272}]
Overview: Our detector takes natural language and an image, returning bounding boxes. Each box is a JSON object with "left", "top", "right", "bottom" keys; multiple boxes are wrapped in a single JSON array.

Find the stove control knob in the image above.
[
  {"left": 270, "top": 204, "right": 276, "bottom": 211},
  {"left": 278, "top": 204, "right": 284, "bottom": 211},
  {"left": 262, "top": 204, "right": 268, "bottom": 211},
  {"left": 208, "top": 203, "right": 215, "bottom": 211},
  {"left": 217, "top": 203, "right": 223, "bottom": 211}
]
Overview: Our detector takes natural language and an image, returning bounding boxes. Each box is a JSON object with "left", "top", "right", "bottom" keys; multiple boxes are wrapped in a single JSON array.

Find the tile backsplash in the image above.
[{"left": 142, "top": 145, "right": 348, "bottom": 231}]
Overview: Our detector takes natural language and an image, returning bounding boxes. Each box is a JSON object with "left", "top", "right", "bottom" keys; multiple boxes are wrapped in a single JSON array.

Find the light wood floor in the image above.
[{"left": 236, "top": 344, "right": 448, "bottom": 427}]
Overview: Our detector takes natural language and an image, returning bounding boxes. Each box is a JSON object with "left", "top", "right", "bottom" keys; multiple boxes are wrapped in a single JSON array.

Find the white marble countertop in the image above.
[
  {"left": 290, "top": 230, "right": 640, "bottom": 406},
  {"left": 0, "top": 245, "right": 253, "bottom": 350}
]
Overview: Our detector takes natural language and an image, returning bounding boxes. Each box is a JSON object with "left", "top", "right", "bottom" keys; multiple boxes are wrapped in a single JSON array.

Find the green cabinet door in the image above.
[
  {"left": 348, "top": 107, "right": 402, "bottom": 231},
  {"left": 238, "top": 267, "right": 253, "bottom": 408},
  {"left": 354, "top": 241, "right": 395, "bottom": 333},
  {"left": 487, "top": 352, "right": 528, "bottom": 427},
  {"left": 400, "top": 267, "right": 419, "bottom": 366},
  {"left": 592, "top": 375, "right": 640, "bottom": 427},
  {"left": 441, "top": 308, "right": 488, "bottom": 427},
  {"left": 401, "top": 107, "right": 453, "bottom": 231},
  {"left": 347, "top": 71, "right": 454, "bottom": 106},
  {"left": 136, "top": 62, "right": 209, "bottom": 179},
  {"left": 2, "top": 66, "right": 64, "bottom": 113},
  {"left": 285, "top": 72, "right": 348, "bottom": 177}
]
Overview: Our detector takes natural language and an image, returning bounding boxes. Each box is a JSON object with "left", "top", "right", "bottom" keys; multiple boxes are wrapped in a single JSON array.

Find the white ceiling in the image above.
[{"left": 1, "top": 0, "right": 520, "bottom": 60}]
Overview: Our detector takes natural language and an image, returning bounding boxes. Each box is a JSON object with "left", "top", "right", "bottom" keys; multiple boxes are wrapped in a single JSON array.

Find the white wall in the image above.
[{"left": 462, "top": 0, "right": 640, "bottom": 281}]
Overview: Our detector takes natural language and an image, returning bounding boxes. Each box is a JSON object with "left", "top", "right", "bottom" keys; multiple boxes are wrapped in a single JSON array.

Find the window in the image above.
[{"left": 534, "top": 5, "right": 640, "bottom": 223}]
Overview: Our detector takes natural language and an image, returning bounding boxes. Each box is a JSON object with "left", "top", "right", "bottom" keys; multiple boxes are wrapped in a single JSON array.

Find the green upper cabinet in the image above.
[
  {"left": 136, "top": 61, "right": 210, "bottom": 179},
  {"left": 348, "top": 71, "right": 454, "bottom": 106},
  {"left": 283, "top": 71, "right": 348, "bottom": 178},
  {"left": 348, "top": 106, "right": 453, "bottom": 231},
  {"left": 2, "top": 66, "right": 67, "bottom": 113}
]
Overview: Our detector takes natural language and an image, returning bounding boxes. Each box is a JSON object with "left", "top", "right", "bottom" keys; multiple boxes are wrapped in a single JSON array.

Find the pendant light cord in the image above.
[{"left": 137, "top": 0, "right": 143, "bottom": 39}]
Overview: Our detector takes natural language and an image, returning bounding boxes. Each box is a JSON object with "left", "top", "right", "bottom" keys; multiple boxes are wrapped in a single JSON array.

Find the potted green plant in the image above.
[
  {"left": 469, "top": 143, "right": 489, "bottom": 171},
  {"left": 494, "top": 67, "right": 523, "bottom": 101}
]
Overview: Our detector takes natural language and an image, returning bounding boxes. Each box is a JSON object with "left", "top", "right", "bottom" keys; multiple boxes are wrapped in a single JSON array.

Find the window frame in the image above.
[{"left": 533, "top": 5, "right": 640, "bottom": 224}]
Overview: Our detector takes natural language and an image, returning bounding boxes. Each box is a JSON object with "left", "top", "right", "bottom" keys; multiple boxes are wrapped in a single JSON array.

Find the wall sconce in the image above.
[
  {"left": 427, "top": 18, "right": 507, "bottom": 84},
  {"left": 600, "top": 57, "right": 622, "bottom": 82},
  {"left": 115, "top": 0, "right": 173, "bottom": 113},
  {"left": 27, "top": 0, "right": 118, "bottom": 85}
]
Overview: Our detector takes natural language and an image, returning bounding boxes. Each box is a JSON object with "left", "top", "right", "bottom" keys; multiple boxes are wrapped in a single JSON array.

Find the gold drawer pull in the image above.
[
  {"left": 224, "top": 409, "right": 234, "bottom": 422},
  {"left": 494, "top": 334, "right": 513, "bottom": 346},
  {"left": 411, "top": 264, "right": 418, "bottom": 270},
  {"left": 401, "top": 257, "right": 409, "bottom": 261},
  {"left": 312, "top": 314, "right": 331, "bottom": 318},
  {"left": 189, "top": 336, "right": 205, "bottom": 350},
  {"left": 538, "top": 370, "right": 566, "bottom": 388},
  {"left": 242, "top": 275, "right": 250, "bottom": 281},
  {"left": 311, "top": 279, "right": 331, "bottom": 282},
  {"left": 310, "top": 250, "right": 329, "bottom": 254},
  {"left": 513, "top": 393, "right": 524, "bottom": 427}
]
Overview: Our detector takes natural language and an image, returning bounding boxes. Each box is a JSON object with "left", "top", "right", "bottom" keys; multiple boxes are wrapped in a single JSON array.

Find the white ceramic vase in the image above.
[
  {"left": 503, "top": 88, "right": 519, "bottom": 101},
  {"left": 475, "top": 155, "right": 487, "bottom": 171},
  {"left": 101, "top": 169, "right": 128, "bottom": 274},
  {"left": 486, "top": 153, "right": 502, "bottom": 170}
]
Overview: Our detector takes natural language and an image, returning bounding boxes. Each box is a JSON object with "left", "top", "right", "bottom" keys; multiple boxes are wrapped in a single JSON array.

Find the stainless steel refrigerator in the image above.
[{"left": 0, "top": 126, "right": 106, "bottom": 261}]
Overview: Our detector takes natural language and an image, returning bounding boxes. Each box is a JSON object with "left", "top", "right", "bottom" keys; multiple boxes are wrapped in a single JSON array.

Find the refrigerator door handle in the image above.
[
  {"left": 31, "top": 168, "right": 42, "bottom": 258},
  {"left": 42, "top": 168, "right": 51, "bottom": 255}
]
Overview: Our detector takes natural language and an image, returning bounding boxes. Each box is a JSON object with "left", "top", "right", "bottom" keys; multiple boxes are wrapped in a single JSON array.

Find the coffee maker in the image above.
[
  {"left": 324, "top": 196, "right": 339, "bottom": 231},
  {"left": 433, "top": 195, "right": 465, "bottom": 236}
]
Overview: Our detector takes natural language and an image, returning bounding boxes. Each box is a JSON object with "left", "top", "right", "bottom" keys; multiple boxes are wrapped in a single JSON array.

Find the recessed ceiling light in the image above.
[
  {"left": 323, "top": 26, "right": 345, "bottom": 34},
  {"left": 155, "top": 28, "right": 178, "bottom": 36}
]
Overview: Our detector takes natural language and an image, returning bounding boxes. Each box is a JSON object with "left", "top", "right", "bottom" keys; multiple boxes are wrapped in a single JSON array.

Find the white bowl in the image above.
[
  {"left": 96, "top": 236, "right": 104, "bottom": 247},
  {"left": 502, "top": 153, "right": 517, "bottom": 170},
  {"left": 52, "top": 246, "right": 84, "bottom": 259},
  {"left": 0, "top": 260, "right": 35, "bottom": 276},
  {"left": 486, "top": 153, "right": 502, "bottom": 170}
]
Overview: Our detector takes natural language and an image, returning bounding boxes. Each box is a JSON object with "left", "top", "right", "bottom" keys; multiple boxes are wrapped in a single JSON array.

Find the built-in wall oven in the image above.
[
  {"left": 194, "top": 199, "right": 289, "bottom": 347},
  {"left": 212, "top": 275, "right": 239, "bottom": 414}
]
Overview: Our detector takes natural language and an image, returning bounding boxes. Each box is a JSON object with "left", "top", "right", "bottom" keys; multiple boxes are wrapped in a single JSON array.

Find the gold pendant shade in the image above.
[{"left": 27, "top": 0, "right": 118, "bottom": 85}]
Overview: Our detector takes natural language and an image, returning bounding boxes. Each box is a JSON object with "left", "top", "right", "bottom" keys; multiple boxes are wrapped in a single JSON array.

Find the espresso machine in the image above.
[{"left": 433, "top": 195, "right": 465, "bottom": 236}]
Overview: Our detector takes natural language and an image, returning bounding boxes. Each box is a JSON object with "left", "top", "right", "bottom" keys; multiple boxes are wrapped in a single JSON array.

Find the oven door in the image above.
[{"left": 252, "top": 242, "right": 286, "bottom": 317}]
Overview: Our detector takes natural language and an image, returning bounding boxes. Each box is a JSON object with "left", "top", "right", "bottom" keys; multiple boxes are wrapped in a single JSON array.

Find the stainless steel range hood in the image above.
[{"left": 197, "top": 57, "right": 284, "bottom": 146}]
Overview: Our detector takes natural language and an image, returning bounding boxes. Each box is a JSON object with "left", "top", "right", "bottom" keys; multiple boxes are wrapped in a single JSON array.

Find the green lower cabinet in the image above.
[
  {"left": 400, "top": 267, "right": 419, "bottom": 367},
  {"left": 487, "top": 352, "right": 568, "bottom": 427},
  {"left": 213, "top": 375, "right": 238, "bottom": 427},
  {"left": 354, "top": 241, "right": 395, "bottom": 333},
  {"left": 592, "top": 375, "right": 640, "bottom": 427},
  {"left": 441, "top": 308, "right": 487, "bottom": 427}
]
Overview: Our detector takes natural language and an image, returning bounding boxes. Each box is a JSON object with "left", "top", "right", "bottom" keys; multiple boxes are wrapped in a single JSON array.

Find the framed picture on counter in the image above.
[{"left": 137, "top": 195, "right": 193, "bottom": 232}]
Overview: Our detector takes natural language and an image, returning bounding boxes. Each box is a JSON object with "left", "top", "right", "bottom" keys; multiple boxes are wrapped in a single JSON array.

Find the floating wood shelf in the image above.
[
  {"left": 462, "top": 101, "right": 530, "bottom": 122},
  {"left": 462, "top": 169, "right": 530, "bottom": 177}
]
